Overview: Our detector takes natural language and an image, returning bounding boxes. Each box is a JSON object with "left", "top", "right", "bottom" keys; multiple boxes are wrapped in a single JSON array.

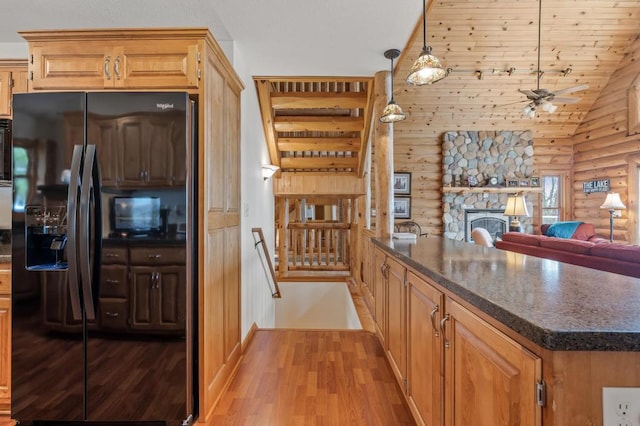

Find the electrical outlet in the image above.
[{"left": 603, "top": 388, "right": 640, "bottom": 426}]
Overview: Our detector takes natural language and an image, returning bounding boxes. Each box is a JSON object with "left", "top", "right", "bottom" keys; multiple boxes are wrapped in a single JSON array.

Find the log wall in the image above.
[{"left": 572, "top": 37, "right": 640, "bottom": 244}]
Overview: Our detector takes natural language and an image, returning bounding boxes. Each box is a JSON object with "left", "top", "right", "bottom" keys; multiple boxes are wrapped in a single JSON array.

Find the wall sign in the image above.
[{"left": 583, "top": 179, "right": 610, "bottom": 194}]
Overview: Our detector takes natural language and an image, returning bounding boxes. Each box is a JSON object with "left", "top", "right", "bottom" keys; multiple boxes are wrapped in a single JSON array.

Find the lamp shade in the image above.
[
  {"left": 406, "top": 46, "right": 446, "bottom": 86},
  {"left": 261, "top": 164, "right": 280, "bottom": 180},
  {"left": 600, "top": 192, "right": 626, "bottom": 210},
  {"left": 503, "top": 194, "right": 530, "bottom": 217},
  {"left": 380, "top": 100, "right": 407, "bottom": 123}
]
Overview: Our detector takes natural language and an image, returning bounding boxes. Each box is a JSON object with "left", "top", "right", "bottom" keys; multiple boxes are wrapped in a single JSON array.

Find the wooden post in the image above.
[
  {"left": 278, "top": 197, "right": 289, "bottom": 276},
  {"left": 374, "top": 70, "right": 393, "bottom": 238}
]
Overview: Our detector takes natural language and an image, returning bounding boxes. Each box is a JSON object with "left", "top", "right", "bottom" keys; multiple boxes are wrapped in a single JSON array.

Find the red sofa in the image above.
[{"left": 495, "top": 222, "right": 640, "bottom": 278}]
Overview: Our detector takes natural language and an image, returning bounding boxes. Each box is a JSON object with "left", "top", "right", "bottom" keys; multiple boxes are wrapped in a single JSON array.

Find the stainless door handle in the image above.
[
  {"left": 79, "top": 145, "right": 100, "bottom": 321},
  {"left": 66, "top": 145, "right": 84, "bottom": 321}
]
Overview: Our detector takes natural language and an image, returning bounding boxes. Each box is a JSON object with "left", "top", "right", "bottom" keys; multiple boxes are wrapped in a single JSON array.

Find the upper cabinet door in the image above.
[
  {"left": 30, "top": 41, "right": 200, "bottom": 90},
  {"left": 0, "top": 71, "right": 11, "bottom": 116}
]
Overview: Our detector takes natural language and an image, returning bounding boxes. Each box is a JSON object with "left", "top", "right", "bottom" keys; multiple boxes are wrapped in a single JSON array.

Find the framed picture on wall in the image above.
[
  {"left": 530, "top": 176, "right": 540, "bottom": 187},
  {"left": 394, "top": 197, "right": 411, "bottom": 219},
  {"left": 507, "top": 179, "right": 519, "bottom": 188},
  {"left": 393, "top": 172, "right": 411, "bottom": 195},
  {"left": 519, "top": 179, "right": 530, "bottom": 187}
]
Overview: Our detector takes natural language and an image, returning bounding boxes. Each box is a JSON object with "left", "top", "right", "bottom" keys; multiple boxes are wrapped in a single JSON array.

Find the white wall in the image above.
[{"left": 231, "top": 41, "right": 277, "bottom": 337}]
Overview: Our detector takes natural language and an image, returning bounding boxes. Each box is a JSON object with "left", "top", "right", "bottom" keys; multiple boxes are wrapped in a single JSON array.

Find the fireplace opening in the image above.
[{"left": 464, "top": 209, "right": 507, "bottom": 242}]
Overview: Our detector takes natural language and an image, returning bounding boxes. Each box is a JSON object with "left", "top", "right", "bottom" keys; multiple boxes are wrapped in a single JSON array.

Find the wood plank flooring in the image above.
[{"left": 211, "top": 329, "right": 415, "bottom": 425}]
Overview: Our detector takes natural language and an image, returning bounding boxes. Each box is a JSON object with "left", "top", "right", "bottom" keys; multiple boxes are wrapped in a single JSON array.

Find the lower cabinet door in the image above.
[{"left": 444, "top": 299, "right": 542, "bottom": 426}]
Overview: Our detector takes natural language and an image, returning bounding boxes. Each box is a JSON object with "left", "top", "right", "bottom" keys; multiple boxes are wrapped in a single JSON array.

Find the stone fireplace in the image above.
[{"left": 442, "top": 131, "right": 534, "bottom": 240}]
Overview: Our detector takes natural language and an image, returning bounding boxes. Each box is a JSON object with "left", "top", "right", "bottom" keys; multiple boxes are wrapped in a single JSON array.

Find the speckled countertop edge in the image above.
[{"left": 374, "top": 236, "right": 640, "bottom": 351}]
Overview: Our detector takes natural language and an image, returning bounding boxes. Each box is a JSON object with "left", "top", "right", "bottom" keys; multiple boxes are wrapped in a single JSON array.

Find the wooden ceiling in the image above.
[
  {"left": 254, "top": 76, "right": 374, "bottom": 176},
  {"left": 394, "top": 0, "right": 640, "bottom": 139},
  {"left": 255, "top": 0, "right": 640, "bottom": 176}
]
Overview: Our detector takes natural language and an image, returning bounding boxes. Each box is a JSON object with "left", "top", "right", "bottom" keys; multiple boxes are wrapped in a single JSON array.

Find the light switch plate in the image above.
[{"left": 603, "top": 387, "right": 640, "bottom": 426}]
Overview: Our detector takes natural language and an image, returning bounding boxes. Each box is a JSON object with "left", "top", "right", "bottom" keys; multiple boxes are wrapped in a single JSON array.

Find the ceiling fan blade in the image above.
[
  {"left": 494, "top": 100, "right": 529, "bottom": 108},
  {"left": 518, "top": 89, "right": 538, "bottom": 98},
  {"left": 552, "top": 84, "right": 589, "bottom": 96},
  {"left": 553, "top": 97, "right": 581, "bottom": 104}
]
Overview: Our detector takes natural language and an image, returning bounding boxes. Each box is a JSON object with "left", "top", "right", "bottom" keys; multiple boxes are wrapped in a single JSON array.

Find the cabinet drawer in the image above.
[
  {"left": 130, "top": 247, "right": 185, "bottom": 265},
  {"left": 102, "top": 247, "right": 128, "bottom": 265},
  {"left": 100, "top": 266, "right": 128, "bottom": 298},
  {"left": 0, "top": 269, "right": 10, "bottom": 295},
  {"left": 99, "top": 299, "right": 129, "bottom": 331}
]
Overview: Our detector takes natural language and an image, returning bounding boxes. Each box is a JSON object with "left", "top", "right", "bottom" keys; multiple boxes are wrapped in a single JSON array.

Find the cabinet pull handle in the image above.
[
  {"left": 104, "top": 56, "right": 111, "bottom": 80},
  {"left": 440, "top": 314, "right": 450, "bottom": 348},
  {"left": 105, "top": 312, "right": 119, "bottom": 318},
  {"left": 380, "top": 263, "right": 386, "bottom": 275},
  {"left": 430, "top": 304, "right": 440, "bottom": 337},
  {"left": 105, "top": 279, "right": 119, "bottom": 285},
  {"left": 114, "top": 56, "right": 121, "bottom": 79},
  {"left": 105, "top": 253, "right": 119, "bottom": 258},
  {"left": 148, "top": 254, "right": 162, "bottom": 259},
  {"left": 140, "top": 170, "right": 145, "bottom": 181}
]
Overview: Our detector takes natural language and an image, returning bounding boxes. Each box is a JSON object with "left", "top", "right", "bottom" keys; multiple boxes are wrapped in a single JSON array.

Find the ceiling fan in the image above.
[{"left": 518, "top": 0, "right": 588, "bottom": 118}]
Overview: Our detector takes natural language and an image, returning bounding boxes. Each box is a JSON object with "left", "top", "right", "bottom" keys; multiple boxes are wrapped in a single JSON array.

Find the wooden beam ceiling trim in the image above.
[
  {"left": 271, "top": 92, "right": 368, "bottom": 110},
  {"left": 274, "top": 116, "right": 364, "bottom": 133},
  {"left": 255, "top": 79, "right": 281, "bottom": 167},
  {"left": 278, "top": 137, "right": 360, "bottom": 152},
  {"left": 280, "top": 156, "right": 358, "bottom": 170}
]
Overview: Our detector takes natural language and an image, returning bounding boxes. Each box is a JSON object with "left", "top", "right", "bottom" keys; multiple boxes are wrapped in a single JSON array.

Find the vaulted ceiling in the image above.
[
  {"left": 255, "top": 0, "right": 640, "bottom": 177},
  {"left": 394, "top": 0, "right": 640, "bottom": 139}
]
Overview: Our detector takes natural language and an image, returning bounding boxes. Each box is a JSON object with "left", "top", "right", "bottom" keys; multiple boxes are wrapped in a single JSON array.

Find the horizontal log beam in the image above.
[
  {"left": 274, "top": 116, "right": 364, "bottom": 133},
  {"left": 271, "top": 92, "right": 368, "bottom": 110},
  {"left": 280, "top": 156, "right": 358, "bottom": 170}
]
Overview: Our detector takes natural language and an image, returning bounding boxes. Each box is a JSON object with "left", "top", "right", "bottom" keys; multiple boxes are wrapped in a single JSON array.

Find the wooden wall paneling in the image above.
[{"left": 628, "top": 155, "right": 640, "bottom": 244}]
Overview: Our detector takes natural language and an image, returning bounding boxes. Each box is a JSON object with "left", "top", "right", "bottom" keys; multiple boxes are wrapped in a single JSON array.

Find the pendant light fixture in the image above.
[
  {"left": 406, "top": 0, "right": 446, "bottom": 85},
  {"left": 380, "top": 48, "right": 407, "bottom": 123}
]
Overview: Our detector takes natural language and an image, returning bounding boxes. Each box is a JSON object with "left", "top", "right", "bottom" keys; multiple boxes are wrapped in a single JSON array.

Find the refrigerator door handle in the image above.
[
  {"left": 79, "top": 144, "right": 102, "bottom": 321},
  {"left": 66, "top": 145, "right": 84, "bottom": 321}
]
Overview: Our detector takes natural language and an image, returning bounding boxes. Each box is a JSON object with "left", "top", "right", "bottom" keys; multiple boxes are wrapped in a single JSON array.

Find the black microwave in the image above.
[
  {"left": 0, "top": 120, "right": 11, "bottom": 181},
  {"left": 111, "top": 197, "right": 161, "bottom": 233}
]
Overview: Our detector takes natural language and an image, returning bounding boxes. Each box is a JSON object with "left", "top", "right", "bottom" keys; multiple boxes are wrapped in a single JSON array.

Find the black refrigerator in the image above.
[{"left": 11, "top": 92, "right": 198, "bottom": 425}]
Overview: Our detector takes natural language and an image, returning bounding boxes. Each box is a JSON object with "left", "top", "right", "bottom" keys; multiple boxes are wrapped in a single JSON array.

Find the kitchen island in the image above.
[{"left": 367, "top": 235, "right": 640, "bottom": 426}]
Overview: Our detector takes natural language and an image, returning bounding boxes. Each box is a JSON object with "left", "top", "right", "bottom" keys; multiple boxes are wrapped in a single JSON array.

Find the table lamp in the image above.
[
  {"left": 600, "top": 192, "right": 625, "bottom": 242},
  {"left": 504, "top": 193, "right": 530, "bottom": 232}
]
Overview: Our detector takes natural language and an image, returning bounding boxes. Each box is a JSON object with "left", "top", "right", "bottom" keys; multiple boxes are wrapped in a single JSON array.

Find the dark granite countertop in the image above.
[{"left": 373, "top": 236, "right": 640, "bottom": 351}]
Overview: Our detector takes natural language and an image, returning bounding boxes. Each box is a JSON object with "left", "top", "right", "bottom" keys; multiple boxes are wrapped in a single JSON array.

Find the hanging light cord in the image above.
[
  {"left": 422, "top": 0, "right": 427, "bottom": 49},
  {"left": 536, "top": 0, "right": 542, "bottom": 91},
  {"left": 390, "top": 56, "right": 396, "bottom": 101}
]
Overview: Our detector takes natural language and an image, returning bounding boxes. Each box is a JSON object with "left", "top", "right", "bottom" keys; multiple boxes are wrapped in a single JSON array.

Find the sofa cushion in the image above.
[
  {"left": 571, "top": 223, "right": 596, "bottom": 241},
  {"left": 545, "top": 221, "right": 583, "bottom": 239},
  {"left": 591, "top": 243, "right": 640, "bottom": 264},
  {"left": 501, "top": 232, "right": 542, "bottom": 246},
  {"left": 539, "top": 238, "right": 595, "bottom": 255}
]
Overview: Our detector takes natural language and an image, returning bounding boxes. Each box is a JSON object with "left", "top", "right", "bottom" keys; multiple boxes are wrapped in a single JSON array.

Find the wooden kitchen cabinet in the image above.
[
  {"left": 406, "top": 271, "right": 444, "bottom": 426},
  {"left": 385, "top": 255, "right": 407, "bottom": 387},
  {"left": 129, "top": 246, "right": 186, "bottom": 333},
  {"left": 99, "top": 246, "right": 129, "bottom": 331},
  {"left": 444, "top": 298, "right": 541, "bottom": 426},
  {"left": 0, "top": 267, "right": 10, "bottom": 414},
  {"left": 41, "top": 270, "right": 83, "bottom": 332},
  {"left": 373, "top": 247, "right": 387, "bottom": 342},
  {"left": 27, "top": 39, "right": 200, "bottom": 91},
  {"left": 0, "top": 60, "right": 28, "bottom": 118}
]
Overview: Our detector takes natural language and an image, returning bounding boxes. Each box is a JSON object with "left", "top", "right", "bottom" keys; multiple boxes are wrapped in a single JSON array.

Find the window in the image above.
[
  {"left": 13, "top": 146, "right": 28, "bottom": 211},
  {"left": 541, "top": 175, "right": 562, "bottom": 224}
]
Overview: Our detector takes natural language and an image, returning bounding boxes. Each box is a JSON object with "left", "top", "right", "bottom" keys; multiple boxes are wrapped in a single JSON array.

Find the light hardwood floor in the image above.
[{"left": 211, "top": 329, "right": 415, "bottom": 425}]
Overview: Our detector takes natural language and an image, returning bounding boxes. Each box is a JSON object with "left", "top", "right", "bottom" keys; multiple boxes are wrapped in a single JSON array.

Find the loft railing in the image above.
[{"left": 286, "top": 222, "right": 350, "bottom": 271}]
